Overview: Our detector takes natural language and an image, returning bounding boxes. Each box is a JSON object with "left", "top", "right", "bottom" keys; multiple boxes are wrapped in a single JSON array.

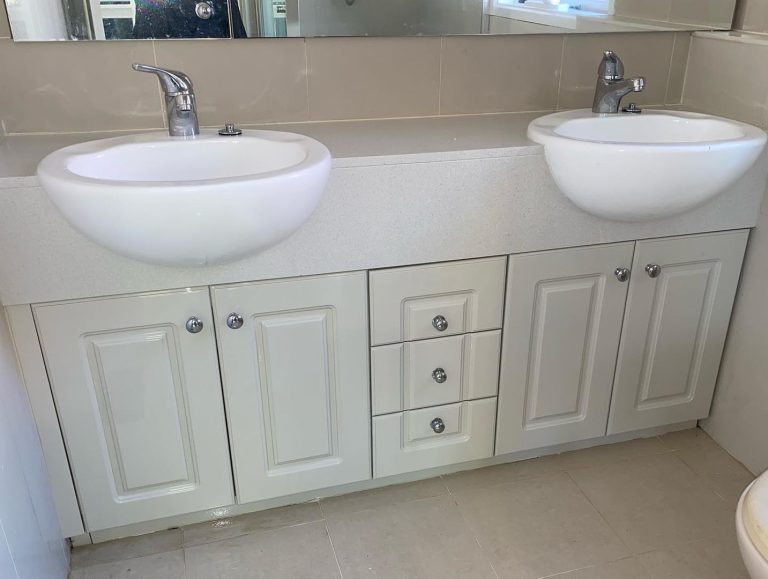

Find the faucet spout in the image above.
[
  {"left": 132, "top": 63, "right": 199, "bottom": 137},
  {"left": 591, "top": 51, "right": 645, "bottom": 114}
]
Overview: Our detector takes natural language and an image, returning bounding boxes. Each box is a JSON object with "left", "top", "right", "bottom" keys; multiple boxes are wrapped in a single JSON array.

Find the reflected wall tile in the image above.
[
  {"left": 559, "top": 32, "right": 676, "bottom": 110},
  {"left": 307, "top": 36, "right": 441, "bottom": 121},
  {"left": 154, "top": 38, "right": 309, "bottom": 126},
  {"left": 736, "top": 0, "right": 768, "bottom": 33},
  {"left": 440, "top": 34, "right": 563, "bottom": 115},
  {"left": 0, "top": 39, "right": 163, "bottom": 133}
]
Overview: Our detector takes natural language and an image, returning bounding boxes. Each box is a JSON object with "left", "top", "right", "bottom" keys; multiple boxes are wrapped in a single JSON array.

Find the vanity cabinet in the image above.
[
  {"left": 608, "top": 231, "right": 748, "bottom": 434},
  {"left": 211, "top": 272, "right": 371, "bottom": 503},
  {"left": 369, "top": 258, "right": 505, "bottom": 478},
  {"left": 496, "top": 231, "right": 748, "bottom": 453},
  {"left": 33, "top": 289, "right": 234, "bottom": 532},
  {"left": 495, "top": 243, "right": 634, "bottom": 454},
  {"left": 21, "top": 231, "right": 749, "bottom": 536}
]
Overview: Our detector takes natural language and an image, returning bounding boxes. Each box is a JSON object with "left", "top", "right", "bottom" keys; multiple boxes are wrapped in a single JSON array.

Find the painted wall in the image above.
[
  {"left": 682, "top": 21, "right": 768, "bottom": 474},
  {"left": 0, "top": 307, "right": 68, "bottom": 578}
]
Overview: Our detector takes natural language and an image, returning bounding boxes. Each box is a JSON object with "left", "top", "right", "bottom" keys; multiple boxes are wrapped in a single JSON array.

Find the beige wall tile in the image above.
[
  {"left": 440, "top": 35, "right": 562, "bottom": 115},
  {"left": 307, "top": 36, "right": 441, "bottom": 121},
  {"left": 559, "top": 32, "right": 676, "bottom": 110},
  {"left": 154, "top": 38, "right": 309, "bottom": 126},
  {"left": 0, "top": 39, "right": 163, "bottom": 133},
  {"left": 0, "top": 2, "right": 10, "bottom": 39},
  {"left": 666, "top": 32, "right": 692, "bottom": 104},
  {"left": 683, "top": 34, "right": 768, "bottom": 127}
]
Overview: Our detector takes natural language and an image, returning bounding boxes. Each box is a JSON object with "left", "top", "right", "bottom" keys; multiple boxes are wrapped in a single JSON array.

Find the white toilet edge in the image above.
[{"left": 738, "top": 479, "right": 768, "bottom": 579}]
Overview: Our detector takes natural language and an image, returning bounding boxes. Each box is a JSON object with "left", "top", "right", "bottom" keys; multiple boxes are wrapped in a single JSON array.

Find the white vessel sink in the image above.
[
  {"left": 37, "top": 130, "right": 331, "bottom": 266},
  {"left": 528, "top": 109, "right": 767, "bottom": 222}
]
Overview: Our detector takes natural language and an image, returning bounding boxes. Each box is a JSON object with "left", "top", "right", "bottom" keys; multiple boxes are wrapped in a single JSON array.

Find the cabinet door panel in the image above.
[
  {"left": 212, "top": 272, "right": 370, "bottom": 504},
  {"left": 608, "top": 231, "right": 748, "bottom": 434},
  {"left": 34, "top": 290, "right": 233, "bottom": 531},
  {"left": 496, "top": 243, "right": 634, "bottom": 454}
]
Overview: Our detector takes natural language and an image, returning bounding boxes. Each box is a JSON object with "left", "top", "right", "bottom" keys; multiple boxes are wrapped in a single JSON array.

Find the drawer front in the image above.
[
  {"left": 369, "top": 257, "right": 506, "bottom": 346},
  {"left": 371, "top": 331, "right": 502, "bottom": 415},
  {"left": 373, "top": 398, "right": 497, "bottom": 478}
]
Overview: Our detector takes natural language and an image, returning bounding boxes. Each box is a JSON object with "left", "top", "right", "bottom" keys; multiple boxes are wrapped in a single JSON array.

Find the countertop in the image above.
[
  {"left": 0, "top": 112, "right": 543, "bottom": 184},
  {"left": 0, "top": 110, "right": 764, "bottom": 306}
]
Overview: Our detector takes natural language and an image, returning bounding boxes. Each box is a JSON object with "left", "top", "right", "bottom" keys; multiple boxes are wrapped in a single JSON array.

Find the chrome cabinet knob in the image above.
[
  {"left": 432, "top": 315, "right": 448, "bottom": 332},
  {"left": 430, "top": 417, "right": 446, "bottom": 434},
  {"left": 226, "top": 313, "right": 244, "bottom": 330},
  {"left": 614, "top": 267, "right": 630, "bottom": 283},
  {"left": 195, "top": 1, "right": 214, "bottom": 19},
  {"left": 645, "top": 264, "right": 662, "bottom": 278},
  {"left": 432, "top": 368, "right": 447, "bottom": 384},
  {"left": 185, "top": 316, "right": 204, "bottom": 334}
]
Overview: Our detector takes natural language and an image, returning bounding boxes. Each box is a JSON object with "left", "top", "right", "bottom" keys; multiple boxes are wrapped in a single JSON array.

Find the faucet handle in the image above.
[
  {"left": 132, "top": 63, "right": 193, "bottom": 96},
  {"left": 598, "top": 50, "right": 624, "bottom": 81}
]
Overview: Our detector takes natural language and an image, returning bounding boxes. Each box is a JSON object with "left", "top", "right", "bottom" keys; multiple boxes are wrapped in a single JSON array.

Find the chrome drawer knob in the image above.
[
  {"left": 226, "top": 313, "right": 244, "bottom": 330},
  {"left": 430, "top": 417, "right": 446, "bottom": 434},
  {"left": 432, "top": 315, "right": 448, "bottom": 332},
  {"left": 645, "top": 264, "right": 662, "bottom": 278},
  {"left": 185, "top": 316, "right": 204, "bottom": 334},
  {"left": 614, "top": 267, "right": 630, "bottom": 283},
  {"left": 432, "top": 368, "right": 447, "bottom": 384}
]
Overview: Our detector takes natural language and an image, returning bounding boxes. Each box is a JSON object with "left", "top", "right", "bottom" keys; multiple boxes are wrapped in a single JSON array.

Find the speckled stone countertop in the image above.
[{"left": 0, "top": 111, "right": 764, "bottom": 306}]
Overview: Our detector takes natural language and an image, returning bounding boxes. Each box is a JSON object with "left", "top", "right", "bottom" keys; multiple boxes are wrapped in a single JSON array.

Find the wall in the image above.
[
  {"left": 0, "top": 1, "right": 690, "bottom": 135},
  {"left": 682, "top": 18, "right": 768, "bottom": 474},
  {"left": 614, "top": 0, "right": 736, "bottom": 28},
  {"left": 0, "top": 307, "right": 68, "bottom": 578}
]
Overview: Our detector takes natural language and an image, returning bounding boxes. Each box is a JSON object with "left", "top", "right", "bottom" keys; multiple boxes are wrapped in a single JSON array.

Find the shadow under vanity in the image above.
[{"left": 0, "top": 112, "right": 764, "bottom": 544}]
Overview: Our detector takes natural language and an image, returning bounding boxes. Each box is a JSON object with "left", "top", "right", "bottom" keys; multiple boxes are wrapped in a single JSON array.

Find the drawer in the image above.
[
  {"left": 373, "top": 398, "right": 497, "bottom": 478},
  {"left": 371, "top": 330, "right": 501, "bottom": 415},
  {"left": 369, "top": 257, "right": 506, "bottom": 346}
]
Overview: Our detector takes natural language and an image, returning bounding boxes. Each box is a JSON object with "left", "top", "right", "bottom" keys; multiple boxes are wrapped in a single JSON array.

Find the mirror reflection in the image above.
[{"left": 5, "top": 0, "right": 737, "bottom": 41}]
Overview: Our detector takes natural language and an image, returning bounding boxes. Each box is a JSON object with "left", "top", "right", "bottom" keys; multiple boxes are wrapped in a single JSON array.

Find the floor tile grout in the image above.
[
  {"left": 323, "top": 521, "right": 345, "bottom": 579},
  {"left": 444, "top": 472, "right": 501, "bottom": 579}
]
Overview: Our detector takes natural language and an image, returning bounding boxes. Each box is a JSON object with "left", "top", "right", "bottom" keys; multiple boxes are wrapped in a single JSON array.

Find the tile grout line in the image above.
[
  {"left": 563, "top": 469, "right": 635, "bottom": 557},
  {"left": 438, "top": 36, "right": 443, "bottom": 116},
  {"left": 555, "top": 36, "right": 566, "bottom": 111},
  {"left": 442, "top": 475, "right": 501, "bottom": 579}
]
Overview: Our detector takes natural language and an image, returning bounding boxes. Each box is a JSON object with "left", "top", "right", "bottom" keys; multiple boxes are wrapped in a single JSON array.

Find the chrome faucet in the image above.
[
  {"left": 592, "top": 51, "right": 645, "bottom": 114},
  {"left": 133, "top": 64, "right": 199, "bottom": 137}
]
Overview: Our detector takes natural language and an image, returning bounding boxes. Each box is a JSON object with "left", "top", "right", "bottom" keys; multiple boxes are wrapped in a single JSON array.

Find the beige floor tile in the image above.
[
  {"left": 568, "top": 453, "right": 735, "bottom": 554},
  {"left": 540, "top": 556, "right": 649, "bottom": 579},
  {"left": 327, "top": 495, "right": 496, "bottom": 579},
  {"left": 634, "top": 537, "right": 749, "bottom": 579},
  {"left": 320, "top": 477, "right": 448, "bottom": 517},
  {"left": 182, "top": 501, "right": 323, "bottom": 547},
  {"left": 454, "top": 472, "right": 629, "bottom": 579},
  {"left": 70, "top": 529, "right": 182, "bottom": 569},
  {"left": 443, "top": 457, "right": 561, "bottom": 493},
  {"left": 660, "top": 428, "right": 754, "bottom": 507},
  {"left": 69, "top": 550, "right": 185, "bottom": 579},
  {"left": 541, "top": 436, "right": 672, "bottom": 472},
  {"left": 184, "top": 521, "right": 340, "bottom": 579}
]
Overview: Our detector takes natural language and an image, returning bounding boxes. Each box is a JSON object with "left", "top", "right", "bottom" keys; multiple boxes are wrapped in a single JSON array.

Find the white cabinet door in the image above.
[
  {"left": 212, "top": 272, "right": 371, "bottom": 504},
  {"left": 33, "top": 289, "right": 233, "bottom": 532},
  {"left": 608, "top": 231, "right": 748, "bottom": 434},
  {"left": 496, "top": 243, "right": 634, "bottom": 454}
]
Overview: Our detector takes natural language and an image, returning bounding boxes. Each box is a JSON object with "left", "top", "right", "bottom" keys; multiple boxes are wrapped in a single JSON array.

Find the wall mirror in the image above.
[{"left": 5, "top": 0, "right": 737, "bottom": 41}]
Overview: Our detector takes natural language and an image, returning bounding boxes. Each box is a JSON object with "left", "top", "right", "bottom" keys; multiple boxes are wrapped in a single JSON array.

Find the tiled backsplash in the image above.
[{"left": 0, "top": 3, "right": 690, "bottom": 135}]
